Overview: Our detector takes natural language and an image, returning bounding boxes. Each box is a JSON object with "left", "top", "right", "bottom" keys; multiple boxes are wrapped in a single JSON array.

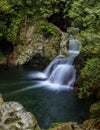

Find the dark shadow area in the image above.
[
  {"left": 48, "top": 13, "right": 72, "bottom": 31},
  {"left": 23, "top": 53, "right": 49, "bottom": 70},
  {"left": 0, "top": 39, "right": 14, "bottom": 55}
]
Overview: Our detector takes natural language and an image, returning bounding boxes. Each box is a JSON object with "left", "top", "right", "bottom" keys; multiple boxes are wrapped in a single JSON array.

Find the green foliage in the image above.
[
  {"left": 0, "top": 0, "right": 11, "bottom": 12},
  {"left": 78, "top": 29, "right": 100, "bottom": 59},
  {"left": 79, "top": 58, "right": 100, "bottom": 98},
  {"left": 0, "top": 0, "right": 35, "bottom": 41},
  {"left": 68, "top": 0, "right": 100, "bottom": 29},
  {"left": 68, "top": 0, "right": 100, "bottom": 98},
  {"left": 0, "top": 0, "right": 73, "bottom": 41},
  {"left": 36, "top": 0, "right": 61, "bottom": 18},
  {"left": 35, "top": 0, "right": 73, "bottom": 18},
  {"left": 7, "top": 16, "right": 23, "bottom": 40},
  {"left": 38, "top": 21, "right": 59, "bottom": 36}
]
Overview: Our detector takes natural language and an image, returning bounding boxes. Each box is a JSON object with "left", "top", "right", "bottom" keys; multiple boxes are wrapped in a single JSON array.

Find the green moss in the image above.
[
  {"left": 90, "top": 101, "right": 100, "bottom": 118},
  {"left": 36, "top": 20, "right": 60, "bottom": 36},
  {"left": 19, "top": 35, "right": 26, "bottom": 41}
]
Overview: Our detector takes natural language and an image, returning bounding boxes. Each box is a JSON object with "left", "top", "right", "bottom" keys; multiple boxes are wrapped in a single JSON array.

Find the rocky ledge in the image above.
[{"left": 0, "top": 95, "right": 40, "bottom": 130}]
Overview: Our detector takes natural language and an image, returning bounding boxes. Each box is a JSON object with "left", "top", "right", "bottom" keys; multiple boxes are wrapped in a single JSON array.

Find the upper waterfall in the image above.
[{"left": 68, "top": 35, "right": 81, "bottom": 57}]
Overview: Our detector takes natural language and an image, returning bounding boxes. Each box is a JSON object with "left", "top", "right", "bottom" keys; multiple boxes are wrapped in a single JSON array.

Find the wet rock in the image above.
[
  {"left": 82, "top": 101, "right": 100, "bottom": 129},
  {"left": 59, "top": 32, "right": 68, "bottom": 56},
  {"left": 83, "top": 118, "right": 100, "bottom": 130},
  {"left": 83, "top": 119, "right": 96, "bottom": 129},
  {"left": 48, "top": 122, "right": 83, "bottom": 130},
  {"left": 90, "top": 101, "right": 100, "bottom": 118},
  {"left": 0, "top": 101, "right": 40, "bottom": 130}
]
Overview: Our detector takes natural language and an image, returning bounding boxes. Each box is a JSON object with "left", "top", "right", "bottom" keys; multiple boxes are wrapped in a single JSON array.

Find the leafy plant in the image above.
[
  {"left": 68, "top": 0, "right": 100, "bottom": 98},
  {"left": 38, "top": 21, "right": 59, "bottom": 36},
  {"left": 79, "top": 58, "right": 100, "bottom": 98}
]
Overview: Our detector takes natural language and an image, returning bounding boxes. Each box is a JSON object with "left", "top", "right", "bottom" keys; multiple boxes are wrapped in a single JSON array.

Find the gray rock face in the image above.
[
  {"left": 8, "top": 20, "right": 68, "bottom": 67},
  {"left": 0, "top": 101, "right": 40, "bottom": 130}
]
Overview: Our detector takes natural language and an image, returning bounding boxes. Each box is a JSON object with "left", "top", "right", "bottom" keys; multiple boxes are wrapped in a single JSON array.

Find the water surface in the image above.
[{"left": 0, "top": 67, "right": 94, "bottom": 129}]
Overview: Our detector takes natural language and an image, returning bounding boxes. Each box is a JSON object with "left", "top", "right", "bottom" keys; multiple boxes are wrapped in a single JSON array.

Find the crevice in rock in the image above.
[{"left": 24, "top": 53, "right": 49, "bottom": 70}]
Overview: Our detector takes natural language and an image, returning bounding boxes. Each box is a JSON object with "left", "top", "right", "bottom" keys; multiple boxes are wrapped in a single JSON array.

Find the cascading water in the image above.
[
  {"left": 48, "top": 64, "right": 76, "bottom": 86},
  {"left": 68, "top": 35, "right": 81, "bottom": 57},
  {"left": 43, "top": 35, "right": 81, "bottom": 89},
  {"left": 29, "top": 35, "right": 81, "bottom": 91}
]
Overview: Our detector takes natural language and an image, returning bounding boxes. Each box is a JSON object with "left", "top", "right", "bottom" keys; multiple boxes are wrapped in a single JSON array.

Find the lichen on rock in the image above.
[{"left": 0, "top": 101, "right": 40, "bottom": 130}]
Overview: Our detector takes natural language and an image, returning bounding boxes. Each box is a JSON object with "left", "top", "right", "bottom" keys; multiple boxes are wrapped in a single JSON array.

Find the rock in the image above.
[
  {"left": 0, "top": 93, "right": 4, "bottom": 105},
  {"left": 48, "top": 122, "right": 83, "bottom": 130},
  {"left": 93, "top": 120, "right": 100, "bottom": 130},
  {"left": 59, "top": 32, "right": 68, "bottom": 56},
  {"left": 0, "top": 57, "right": 7, "bottom": 65},
  {"left": 92, "top": 83, "right": 100, "bottom": 99},
  {"left": 90, "top": 101, "right": 100, "bottom": 118},
  {"left": 48, "top": 119, "right": 100, "bottom": 130},
  {"left": 83, "top": 118, "right": 100, "bottom": 130},
  {"left": 0, "top": 101, "right": 40, "bottom": 130},
  {"left": 8, "top": 20, "right": 68, "bottom": 67},
  {"left": 83, "top": 119, "right": 96, "bottom": 129}
]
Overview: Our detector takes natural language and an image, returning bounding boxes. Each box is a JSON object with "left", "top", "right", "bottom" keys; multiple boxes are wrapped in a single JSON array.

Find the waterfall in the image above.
[
  {"left": 29, "top": 35, "right": 81, "bottom": 91},
  {"left": 44, "top": 35, "right": 81, "bottom": 88},
  {"left": 68, "top": 35, "right": 81, "bottom": 57},
  {"left": 48, "top": 64, "right": 76, "bottom": 86}
]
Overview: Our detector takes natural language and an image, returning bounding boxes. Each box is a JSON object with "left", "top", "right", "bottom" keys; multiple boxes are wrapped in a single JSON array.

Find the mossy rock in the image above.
[
  {"left": 83, "top": 118, "right": 100, "bottom": 130},
  {"left": 90, "top": 101, "right": 100, "bottom": 118},
  {"left": 48, "top": 122, "right": 83, "bottom": 130}
]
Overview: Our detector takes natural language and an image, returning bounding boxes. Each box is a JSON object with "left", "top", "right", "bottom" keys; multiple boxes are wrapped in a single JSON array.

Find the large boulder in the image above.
[
  {"left": 8, "top": 20, "right": 68, "bottom": 67},
  {"left": 0, "top": 101, "right": 40, "bottom": 130}
]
